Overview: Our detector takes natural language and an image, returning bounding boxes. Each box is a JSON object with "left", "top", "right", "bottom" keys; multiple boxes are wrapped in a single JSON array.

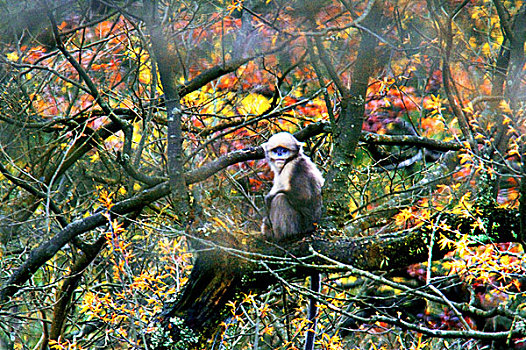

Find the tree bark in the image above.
[
  {"left": 48, "top": 237, "right": 106, "bottom": 343},
  {"left": 317, "top": 1, "right": 385, "bottom": 226},
  {"left": 144, "top": 0, "right": 190, "bottom": 222}
]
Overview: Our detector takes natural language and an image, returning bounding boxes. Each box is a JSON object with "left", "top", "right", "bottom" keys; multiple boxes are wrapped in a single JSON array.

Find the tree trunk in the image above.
[
  {"left": 320, "top": 1, "right": 385, "bottom": 226},
  {"left": 144, "top": 0, "right": 190, "bottom": 223}
]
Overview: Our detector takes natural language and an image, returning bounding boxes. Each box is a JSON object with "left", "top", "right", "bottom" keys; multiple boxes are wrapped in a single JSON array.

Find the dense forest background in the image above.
[{"left": 1, "top": 0, "right": 526, "bottom": 349}]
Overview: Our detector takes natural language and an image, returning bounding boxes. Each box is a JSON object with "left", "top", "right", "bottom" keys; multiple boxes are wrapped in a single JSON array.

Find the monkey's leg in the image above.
[{"left": 304, "top": 273, "right": 320, "bottom": 350}]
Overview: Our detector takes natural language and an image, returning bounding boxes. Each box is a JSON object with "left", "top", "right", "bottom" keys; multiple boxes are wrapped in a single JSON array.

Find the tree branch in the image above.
[
  {"left": 317, "top": 0, "right": 385, "bottom": 225},
  {"left": 361, "top": 132, "right": 463, "bottom": 152}
]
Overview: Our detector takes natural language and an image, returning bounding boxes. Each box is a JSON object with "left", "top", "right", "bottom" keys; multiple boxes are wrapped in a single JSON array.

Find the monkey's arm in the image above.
[
  {"left": 266, "top": 177, "right": 290, "bottom": 199},
  {"left": 264, "top": 173, "right": 296, "bottom": 208}
]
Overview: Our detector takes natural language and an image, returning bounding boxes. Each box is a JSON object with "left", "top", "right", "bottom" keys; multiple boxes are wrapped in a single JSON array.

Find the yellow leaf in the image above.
[
  {"left": 500, "top": 100, "right": 513, "bottom": 114},
  {"left": 438, "top": 234, "right": 455, "bottom": 250},
  {"left": 462, "top": 102, "right": 474, "bottom": 114},
  {"left": 241, "top": 292, "right": 255, "bottom": 304},
  {"left": 482, "top": 42, "right": 491, "bottom": 56},
  {"left": 395, "top": 208, "right": 413, "bottom": 226},
  {"left": 212, "top": 217, "right": 229, "bottom": 230},
  {"left": 139, "top": 67, "right": 152, "bottom": 84},
  {"left": 507, "top": 126, "right": 518, "bottom": 135},
  {"left": 239, "top": 93, "right": 270, "bottom": 115},
  {"left": 468, "top": 37, "right": 477, "bottom": 49},
  {"left": 508, "top": 147, "right": 519, "bottom": 156},
  {"left": 6, "top": 52, "right": 19, "bottom": 61},
  {"left": 90, "top": 152, "right": 99, "bottom": 163},
  {"left": 458, "top": 152, "right": 472, "bottom": 165}
]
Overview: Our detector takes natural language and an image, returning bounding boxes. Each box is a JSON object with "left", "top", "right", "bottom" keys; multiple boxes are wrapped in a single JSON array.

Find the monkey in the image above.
[
  {"left": 261, "top": 132, "right": 324, "bottom": 240},
  {"left": 261, "top": 132, "right": 324, "bottom": 350}
]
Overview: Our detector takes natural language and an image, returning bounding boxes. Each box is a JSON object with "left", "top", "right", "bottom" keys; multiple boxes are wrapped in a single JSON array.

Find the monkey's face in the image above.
[
  {"left": 263, "top": 132, "right": 301, "bottom": 173},
  {"left": 269, "top": 146, "right": 294, "bottom": 171}
]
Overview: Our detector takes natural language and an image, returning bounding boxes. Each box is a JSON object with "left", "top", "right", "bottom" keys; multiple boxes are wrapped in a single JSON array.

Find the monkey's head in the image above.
[{"left": 262, "top": 132, "right": 302, "bottom": 172}]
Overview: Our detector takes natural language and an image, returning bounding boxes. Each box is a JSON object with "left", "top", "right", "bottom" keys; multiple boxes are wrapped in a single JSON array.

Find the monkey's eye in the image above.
[{"left": 271, "top": 147, "right": 291, "bottom": 157}]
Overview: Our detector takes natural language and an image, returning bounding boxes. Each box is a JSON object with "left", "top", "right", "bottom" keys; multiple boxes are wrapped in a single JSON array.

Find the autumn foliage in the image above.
[{"left": 1, "top": 0, "right": 526, "bottom": 349}]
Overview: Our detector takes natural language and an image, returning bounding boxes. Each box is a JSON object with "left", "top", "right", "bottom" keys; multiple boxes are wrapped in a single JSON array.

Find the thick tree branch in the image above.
[
  {"left": 316, "top": 0, "right": 385, "bottom": 225},
  {"left": 48, "top": 236, "right": 106, "bottom": 343},
  {"left": 492, "top": 0, "right": 514, "bottom": 43},
  {"left": 361, "top": 132, "right": 463, "bottom": 152},
  {"left": 144, "top": 0, "right": 189, "bottom": 222}
]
